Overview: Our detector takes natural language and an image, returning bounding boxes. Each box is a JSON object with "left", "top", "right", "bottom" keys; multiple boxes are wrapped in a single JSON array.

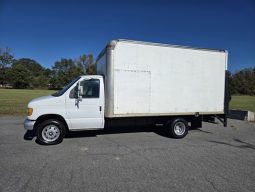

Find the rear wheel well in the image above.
[{"left": 34, "top": 114, "right": 69, "bottom": 132}]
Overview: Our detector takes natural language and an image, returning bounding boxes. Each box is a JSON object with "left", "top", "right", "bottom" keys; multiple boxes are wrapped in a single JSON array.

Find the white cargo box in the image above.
[{"left": 96, "top": 39, "right": 227, "bottom": 118}]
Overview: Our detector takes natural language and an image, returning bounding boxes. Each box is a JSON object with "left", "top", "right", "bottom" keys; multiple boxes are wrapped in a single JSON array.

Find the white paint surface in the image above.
[{"left": 97, "top": 40, "right": 227, "bottom": 117}]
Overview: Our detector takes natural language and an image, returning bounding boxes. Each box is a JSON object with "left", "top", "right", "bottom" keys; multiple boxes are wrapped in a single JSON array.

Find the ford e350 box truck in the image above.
[{"left": 24, "top": 39, "right": 229, "bottom": 145}]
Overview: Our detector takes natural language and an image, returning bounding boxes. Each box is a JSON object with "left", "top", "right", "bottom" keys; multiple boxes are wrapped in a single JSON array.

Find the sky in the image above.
[{"left": 0, "top": 0, "right": 254, "bottom": 72}]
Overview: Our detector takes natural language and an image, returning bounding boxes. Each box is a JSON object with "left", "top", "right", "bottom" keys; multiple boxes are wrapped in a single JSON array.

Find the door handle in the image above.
[{"left": 99, "top": 106, "right": 102, "bottom": 111}]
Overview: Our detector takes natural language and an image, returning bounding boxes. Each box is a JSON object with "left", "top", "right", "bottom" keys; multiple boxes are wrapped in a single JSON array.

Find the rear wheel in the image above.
[
  {"left": 36, "top": 119, "right": 66, "bottom": 145},
  {"left": 168, "top": 118, "right": 188, "bottom": 138}
]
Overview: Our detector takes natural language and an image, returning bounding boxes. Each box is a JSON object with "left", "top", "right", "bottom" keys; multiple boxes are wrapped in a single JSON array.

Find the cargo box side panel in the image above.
[
  {"left": 114, "top": 70, "right": 151, "bottom": 114},
  {"left": 149, "top": 47, "right": 226, "bottom": 114},
  {"left": 113, "top": 41, "right": 226, "bottom": 116}
]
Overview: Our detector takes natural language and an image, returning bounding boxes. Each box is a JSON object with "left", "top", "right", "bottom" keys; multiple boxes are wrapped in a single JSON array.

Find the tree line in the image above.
[
  {"left": 0, "top": 47, "right": 96, "bottom": 89},
  {"left": 228, "top": 68, "right": 255, "bottom": 96},
  {"left": 0, "top": 47, "right": 255, "bottom": 95}
]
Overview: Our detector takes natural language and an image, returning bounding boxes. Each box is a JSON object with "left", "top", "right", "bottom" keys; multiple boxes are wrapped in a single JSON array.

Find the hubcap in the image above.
[
  {"left": 42, "top": 124, "right": 60, "bottom": 142},
  {"left": 174, "top": 122, "right": 186, "bottom": 136}
]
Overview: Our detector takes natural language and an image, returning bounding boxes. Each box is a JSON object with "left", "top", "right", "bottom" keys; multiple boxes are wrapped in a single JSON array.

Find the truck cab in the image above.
[{"left": 24, "top": 75, "right": 105, "bottom": 145}]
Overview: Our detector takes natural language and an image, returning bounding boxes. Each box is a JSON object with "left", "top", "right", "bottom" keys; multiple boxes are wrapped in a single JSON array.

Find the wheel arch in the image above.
[{"left": 34, "top": 114, "right": 69, "bottom": 132}]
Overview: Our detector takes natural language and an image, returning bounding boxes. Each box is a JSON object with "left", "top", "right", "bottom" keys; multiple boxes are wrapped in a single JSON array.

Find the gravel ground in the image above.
[{"left": 0, "top": 117, "right": 254, "bottom": 192}]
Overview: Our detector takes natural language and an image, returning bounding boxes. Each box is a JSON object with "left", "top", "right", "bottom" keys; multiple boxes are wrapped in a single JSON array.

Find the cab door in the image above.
[{"left": 65, "top": 77, "right": 104, "bottom": 130}]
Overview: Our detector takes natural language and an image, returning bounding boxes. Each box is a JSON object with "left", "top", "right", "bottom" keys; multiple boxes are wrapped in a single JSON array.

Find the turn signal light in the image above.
[{"left": 27, "top": 108, "right": 33, "bottom": 116}]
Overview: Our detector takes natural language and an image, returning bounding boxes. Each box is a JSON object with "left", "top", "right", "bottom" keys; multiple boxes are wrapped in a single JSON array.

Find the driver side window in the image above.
[
  {"left": 80, "top": 79, "right": 100, "bottom": 98},
  {"left": 69, "top": 79, "right": 100, "bottom": 99}
]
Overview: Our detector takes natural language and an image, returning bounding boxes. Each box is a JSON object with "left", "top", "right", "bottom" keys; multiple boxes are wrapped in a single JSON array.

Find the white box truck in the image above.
[{"left": 24, "top": 39, "right": 229, "bottom": 145}]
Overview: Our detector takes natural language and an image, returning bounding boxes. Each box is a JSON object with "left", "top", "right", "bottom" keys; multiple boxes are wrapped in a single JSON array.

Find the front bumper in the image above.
[{"left": 24, "top": 118, "right": 35, "bottom": 130}]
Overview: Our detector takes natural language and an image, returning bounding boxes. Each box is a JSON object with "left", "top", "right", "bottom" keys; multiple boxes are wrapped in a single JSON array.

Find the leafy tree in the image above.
[
  {"left": 227, "top": 71, "right": 236, "bottom": 95},
  {"left": 7, "top": 63, "right": 31, "bottom": 88},
  {"left": 228, "top": 67, "right": 255, "bottom": 96},
  {"left": 0, "top": 47, "right": 15, "bottom": 86},
  {"left": 78, "top": 54, "right": 94, "bottom": 74},
  {"left": 12, "top": 58, "right": 43, "bottom": 76},
  {"left": 50, "top": 58, "right": 84, "bottom": 89},
  {"left": 87, "top": 64, "right": 96, "bottom": 75},
  {"left": 234, "top": 67, "right": 255, "bottom": 95},
  {"left": 6, "top": 58, "right": 50, "bottom": 88}
]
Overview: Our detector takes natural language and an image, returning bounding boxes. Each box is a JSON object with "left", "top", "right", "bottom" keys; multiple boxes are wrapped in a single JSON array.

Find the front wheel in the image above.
[
  {"left": 168, "top": 118, "right": 189, "bottom": 139},
  {"left": 36, "top": 119, "right": 66, "bottom": 145}
]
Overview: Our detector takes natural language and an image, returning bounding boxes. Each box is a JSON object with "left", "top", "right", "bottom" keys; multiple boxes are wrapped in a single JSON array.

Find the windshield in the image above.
[{"left": 52, "top": 76, "right": 81, "bottom": 97}]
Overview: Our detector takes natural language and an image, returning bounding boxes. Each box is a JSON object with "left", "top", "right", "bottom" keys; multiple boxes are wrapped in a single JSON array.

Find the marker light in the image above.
[{"left": 27, "top": 108, "right": 33, "bottom": 116}]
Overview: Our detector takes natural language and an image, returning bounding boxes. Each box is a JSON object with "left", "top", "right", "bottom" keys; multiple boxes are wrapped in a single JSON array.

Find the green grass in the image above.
[
  {"left": 230, "top": 95, "right": 255, "bottom": 112},
  {"left": 0, "top": 89, "right": 255, "bottom": 116},
  {"left": 0, "top": 89, "right": 55, "bottom": 116}
]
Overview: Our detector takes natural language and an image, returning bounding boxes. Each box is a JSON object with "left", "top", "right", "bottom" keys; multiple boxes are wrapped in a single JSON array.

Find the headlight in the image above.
[{"left": 27, "top": 108, "right": 33, "bottom": 116}]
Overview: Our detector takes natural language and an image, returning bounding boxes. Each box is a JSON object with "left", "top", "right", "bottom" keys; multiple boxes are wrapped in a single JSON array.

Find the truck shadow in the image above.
[
  {"left": 66, "top": 125, "right": 170, "bottom": 138},
  {"left": 23, "top": 126, "right": 169, "bottom": 141},
  {"left": 190, "top": 128, "right": 212, "bottom": 134},
  {"left": 24, "top": 125, "right": 212, "bottom": 142},
  {"left": 23, "top": 130, "right": 35, "bottom": 140},
  {"left": 65, "top": 125, "right": 211, "bottom": 139},
  {"left": 208, "top": 138, "right": 255, "bottom": 150}
]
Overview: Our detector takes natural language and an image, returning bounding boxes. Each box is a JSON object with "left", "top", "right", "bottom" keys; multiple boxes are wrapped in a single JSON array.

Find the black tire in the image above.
[
  {"left": 36, "top": 119, "right": 66, "bottom": 145},
  {"left": 168, "top": 118, "right": 189, "bottom": 139}
]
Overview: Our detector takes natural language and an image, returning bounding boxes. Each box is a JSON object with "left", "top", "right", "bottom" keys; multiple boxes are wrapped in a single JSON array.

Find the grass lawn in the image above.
[
  {"left": 0, "top": 89, "right": 55, "bottom": 116},
  {"left": 0, "top": 89, "right": 254, "bottom": 116},
  {"left": 230, "top": 95, "right": 255, "bottom": 112}
]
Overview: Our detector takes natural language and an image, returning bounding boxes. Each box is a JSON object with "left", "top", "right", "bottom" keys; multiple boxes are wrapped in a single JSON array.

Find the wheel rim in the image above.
[
  {"left": 42, "top": 124, "right": 60, "bottom": 142},
  {"left": 174, "top": 122, "right": 186, "bottom": 136}
]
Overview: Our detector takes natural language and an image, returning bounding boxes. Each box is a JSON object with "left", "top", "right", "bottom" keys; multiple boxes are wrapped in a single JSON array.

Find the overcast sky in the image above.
[{"left": 0, "top": 0, "right": 254, "bottom": 72}]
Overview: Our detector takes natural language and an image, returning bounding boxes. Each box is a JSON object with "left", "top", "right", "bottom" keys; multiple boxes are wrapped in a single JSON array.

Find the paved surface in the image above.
[{"left": 0, "top": 117, "right": 254, "bottom": 192}]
